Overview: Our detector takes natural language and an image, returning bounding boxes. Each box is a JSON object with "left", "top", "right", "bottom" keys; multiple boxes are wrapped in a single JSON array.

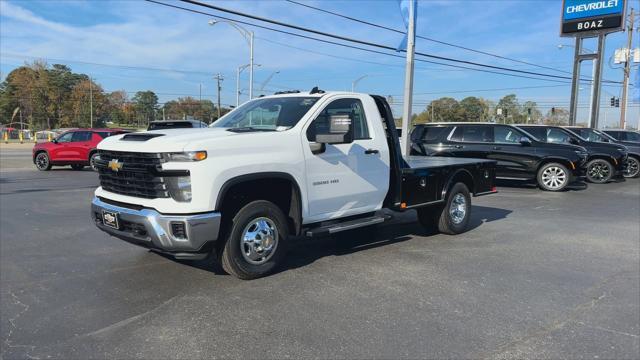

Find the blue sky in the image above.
[{"left": 1, "top": 0, "right": 638, "bottom": 127}]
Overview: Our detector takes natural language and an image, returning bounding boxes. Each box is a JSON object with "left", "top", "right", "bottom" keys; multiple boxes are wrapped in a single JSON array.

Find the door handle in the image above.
[
  {"left": 493, "top": 146, "right": 502, "bottom": 150},
  {"left": 364, "top": 149, "right": 379, "bottom": 154},
  {"left": 454, "top": 145, "right": 464, "bottom": 149}
]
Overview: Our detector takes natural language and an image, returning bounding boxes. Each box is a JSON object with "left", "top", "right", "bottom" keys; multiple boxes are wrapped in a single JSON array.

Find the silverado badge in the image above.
[{"left": 108, "top": 159, "right": 123, "bottom": 172}]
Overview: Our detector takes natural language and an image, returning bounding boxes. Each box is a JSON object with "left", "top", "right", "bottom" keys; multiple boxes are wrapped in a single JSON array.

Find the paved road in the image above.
[
  {"left": 0, "top": 145, "right": 33, "bottom": 170},
  {"left": 1, "top": 168, "right": 639, "bottom": 359}
]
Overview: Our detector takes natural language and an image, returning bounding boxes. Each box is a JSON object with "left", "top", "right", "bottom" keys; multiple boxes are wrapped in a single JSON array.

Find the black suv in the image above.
[
  {"left": 410, "top": 123, "right": 588, "bottom": 191},
  {"left": 517, "top": 125, "right": 627, "bottom": 184},
  {"left": 567, "top": 127, "right": 640, "bottom": 178},
  {"left": 602, "top": 129, "right": 640, "bottom": 144}
]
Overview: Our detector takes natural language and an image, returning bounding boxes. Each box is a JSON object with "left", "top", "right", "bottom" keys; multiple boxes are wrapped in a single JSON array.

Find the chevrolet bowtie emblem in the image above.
[{"left": 108, "top": 159, "right": 123, "bottom": 172}]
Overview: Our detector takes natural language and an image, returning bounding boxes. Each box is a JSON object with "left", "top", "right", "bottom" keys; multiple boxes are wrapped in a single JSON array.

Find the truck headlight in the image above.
[
  {"left": 167, "top": 176, "right": 192, "bottom": 202},
  {"left": 164, "top": 151, "right": 207, "bottom": 162}
]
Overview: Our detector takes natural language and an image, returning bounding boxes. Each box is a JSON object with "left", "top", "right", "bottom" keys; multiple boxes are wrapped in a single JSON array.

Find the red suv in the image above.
[{"left": 33, "top": 129, "right": 128, "bottom": 171}]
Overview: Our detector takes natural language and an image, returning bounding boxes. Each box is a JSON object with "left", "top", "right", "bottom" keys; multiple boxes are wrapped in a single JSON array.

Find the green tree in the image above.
[
  {"left": 544, "top": 108, "right": 570, "bottom": 125},
  {"left": 496, "top": 94, "right": 522, "bottom": 124},
  {"left": 459, "top": 96, "right": 488, "bottom": 122},
  {"left": 414, "top": 97, "right": 461, "bottom": 124},
  {"left": 521, "top": 101, "right": 542, "bottom": 124},
  {"left": 132, "top": 91, "right": 158, "bottom": 126}
]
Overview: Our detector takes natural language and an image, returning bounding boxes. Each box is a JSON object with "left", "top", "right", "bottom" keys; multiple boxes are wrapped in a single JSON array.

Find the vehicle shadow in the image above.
[
  {"left": 174, "top": 204, "right": 512, "bottom": 276},
  {"left": 496, "top": 179, "right": 588, "bottom": 191}
]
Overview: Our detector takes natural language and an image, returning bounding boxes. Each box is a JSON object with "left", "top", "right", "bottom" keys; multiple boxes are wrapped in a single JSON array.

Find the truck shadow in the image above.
[
  {"left": 178, "top": 205, "right": 512, "bottom": 276},
  {"left": 277, "top": 205, "right": 512, "bottom": 275},
  {"left": 496, "top": 179, "right": 588, "bottom": 191}
]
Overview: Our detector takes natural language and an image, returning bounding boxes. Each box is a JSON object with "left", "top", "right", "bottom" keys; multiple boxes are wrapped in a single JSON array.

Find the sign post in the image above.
[{"left": 561, "top": 0, "right": 626, "bottom": 127}]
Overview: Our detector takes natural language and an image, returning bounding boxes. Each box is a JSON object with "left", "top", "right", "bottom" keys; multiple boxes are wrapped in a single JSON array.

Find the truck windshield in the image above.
[{"left": 211, "top": 97, "right": 319, "bottom": 131}]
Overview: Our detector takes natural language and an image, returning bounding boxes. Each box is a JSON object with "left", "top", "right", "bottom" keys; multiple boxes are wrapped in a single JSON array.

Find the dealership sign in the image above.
[{"left": 561, "top": 0, "right": 626, "bottom": 36}]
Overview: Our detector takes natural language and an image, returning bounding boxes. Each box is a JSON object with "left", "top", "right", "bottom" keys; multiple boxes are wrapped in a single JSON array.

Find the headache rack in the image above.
[{"left": 95, "top": 150, "right": 174, "bottom": 199}]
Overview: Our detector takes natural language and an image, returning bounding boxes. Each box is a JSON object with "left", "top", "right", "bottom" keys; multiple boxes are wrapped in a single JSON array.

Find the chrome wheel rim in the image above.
[
  {"left": 542, "top": 166, "right": 567, "bottom": 190},
  {"left": 588, "top": 161, "right": 610, "bottom": 182},
  {"left": 36, "top": 153, "right": 48, "bottom": 170},
  {"left": 449, "top": 193, "right": 467, "bottom": 225},
  {"left": 623, "top": 158, "right": 639, "bottom": 178},
  {"left": 240, "top": 217, "right": 278, "bottom": 265},
  {"left": 90, "top": 154, "right": 98, "bottom": 171}
]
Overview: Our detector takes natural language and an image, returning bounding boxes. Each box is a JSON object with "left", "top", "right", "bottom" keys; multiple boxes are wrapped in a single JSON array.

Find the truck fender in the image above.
[
  {"left": 215, "top": 172, "right": 303, "bottom": 236},
  {"left": 441, "top": 169, "right": 474, "bottom": 200}
]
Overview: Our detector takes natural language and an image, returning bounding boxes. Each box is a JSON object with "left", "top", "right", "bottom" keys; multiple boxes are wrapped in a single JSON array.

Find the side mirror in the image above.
[
  {"left": 51, "top": 139, "right": 58, "bottom": 144},
  {"left": 519, "top": 136, "right": 532, "bottom": 146},
  {"left": 569, "top": 137, "right": 580, "bottom": 145},
  {"left": 315, "top": 114, "right": 353, "bottom": 144}
]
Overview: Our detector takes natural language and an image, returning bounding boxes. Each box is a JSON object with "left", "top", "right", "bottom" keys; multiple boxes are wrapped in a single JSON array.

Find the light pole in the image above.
[
  {"left": 209, "top": 19, "right": 255, "bottom": 100},
  {"left": 259, "top": 70, "right": 280, "bottom": 93},
  {"left": 352, "top": 75, "right": 368, "bottom": 92},
  {"left": 236, "top": 63, "right": 262, "bottom": 106},
  {"left": 558, "top": 44, "right": 596, "bottom": 125}
]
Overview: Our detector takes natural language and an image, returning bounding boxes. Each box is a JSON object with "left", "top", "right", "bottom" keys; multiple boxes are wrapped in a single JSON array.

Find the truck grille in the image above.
[{"left": 95, "top": 150, "right": 170, "bottom": 199}]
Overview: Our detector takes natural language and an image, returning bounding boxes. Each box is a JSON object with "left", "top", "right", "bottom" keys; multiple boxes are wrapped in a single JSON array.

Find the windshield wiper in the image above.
[{"left": 226, "top": 127, "right": 276, "bottom": 133}]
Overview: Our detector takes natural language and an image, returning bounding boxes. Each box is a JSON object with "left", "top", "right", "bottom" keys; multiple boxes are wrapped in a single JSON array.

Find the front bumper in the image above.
[{"left": 91, "top": 197, "right": 221, "bottom": 258}]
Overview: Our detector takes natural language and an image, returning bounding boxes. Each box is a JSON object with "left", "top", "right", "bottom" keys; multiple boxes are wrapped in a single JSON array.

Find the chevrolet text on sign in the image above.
[{"left": 561, "top": 0, "right": 626, "bottom": 36}]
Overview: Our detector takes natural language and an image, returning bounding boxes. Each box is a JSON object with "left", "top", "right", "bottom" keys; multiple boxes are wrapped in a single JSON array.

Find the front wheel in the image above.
[
  {"left": 35, "top": 152, "right": 52, "bottom": 171},
  {"left": 623, "top": 157, "right": 640, "bottom": 178},
  {"left": 586, "top": 159, "right": 613, "bottom": 183},
  {"left": 219, "top": 200, "right": 289, "bottom": 280},
  {"left": 89, "top": 152, "right": 99, "bottom": 171},
  {"left": 537, "top": 163, "right": 569, "bottom": 191}
]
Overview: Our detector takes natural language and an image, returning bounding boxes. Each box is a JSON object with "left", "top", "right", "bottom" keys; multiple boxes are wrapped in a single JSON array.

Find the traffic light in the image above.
[
  {"left": 611, "top": 97, "right": 616, "bottom": 107},
  {"left": 551, "top": 107, "right": 556, "bottom": 115},
  {"left": 615, "top": 98, "right": 620, "bottom": 107},
  {"left": 527, "top": 108, "right": 532, "bottom": 115}
]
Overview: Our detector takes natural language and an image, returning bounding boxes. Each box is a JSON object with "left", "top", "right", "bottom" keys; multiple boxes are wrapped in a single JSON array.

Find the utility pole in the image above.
[
  {"left": 620, "top": 8, "right": 635, "bottom": 129},
  {"left": 89, "top": 77, "right": 93, "bottom": 128},
  {"left": 400, "top": 0, "right": 416, "bottom": 156},
  {"left": 213, "top": 73, "right": 224, "bottom": 121}
]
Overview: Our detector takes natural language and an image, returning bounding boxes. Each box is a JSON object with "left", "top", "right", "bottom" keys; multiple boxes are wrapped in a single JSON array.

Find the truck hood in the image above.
[{"left": 98, "top": 127, "right": 237, "bottom": 152}]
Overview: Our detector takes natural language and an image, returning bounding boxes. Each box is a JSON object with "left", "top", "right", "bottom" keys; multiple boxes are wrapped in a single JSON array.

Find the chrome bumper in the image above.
[{"left": 91, "top": 197, "right": 221, "bottom": 256}]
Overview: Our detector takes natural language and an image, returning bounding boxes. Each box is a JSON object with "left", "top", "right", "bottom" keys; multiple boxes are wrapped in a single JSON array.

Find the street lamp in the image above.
[
  {"left": 208, "top": 19, "right": 255, "bottom": 100},
  {"left": 236, "top": 63, "right": 261, "bottom": 107},
  {"left": 558, "top": 44, "right": 597, "bottom": 124},
  {"left": 259, "top": 71, "right": 280, "bottom": 93},
  {"left": 352, "top": 75, "right": 368, "bottom": 92}
]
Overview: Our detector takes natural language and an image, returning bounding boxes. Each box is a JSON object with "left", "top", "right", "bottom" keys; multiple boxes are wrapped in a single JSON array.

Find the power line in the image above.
[
  {"left": 146, "top": 0, "right": 598, "bottom": 85},
  {"left": 176, "top": 0, "right": 621, "bottom": 84},
  {"left": 284, "top": 0, "right": 572, "bottom": 75}
]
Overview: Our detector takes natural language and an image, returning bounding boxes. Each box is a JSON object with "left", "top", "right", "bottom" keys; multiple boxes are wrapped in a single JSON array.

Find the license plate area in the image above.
[{"left": 102, "top": 210, "right": 120, "bottom": 229}]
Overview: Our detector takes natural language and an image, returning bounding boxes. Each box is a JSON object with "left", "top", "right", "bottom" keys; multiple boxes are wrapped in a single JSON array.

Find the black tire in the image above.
[
  {"left": 623, "top": 157, "right": 640, "bottom": 178},
  {"left": 219, "top": 200, "right": 289, "bottom": 280},
  {"left": 537, "top": 162, "right": 570, "bottom": 191},
  {"left": 586, "top": 159, "right": 613, "bottom": 183},
  {"left": 71, "top": 164, "right": 84, "bottom": 171},
  {"left": 420, "top": 182, "right": 471, "bottom": 235},
  {"left": 89, "top": 152, "right": 99, "bottom": 171},
  {"left": 35, "top": 152, "right": 52, "bottom": 171}
]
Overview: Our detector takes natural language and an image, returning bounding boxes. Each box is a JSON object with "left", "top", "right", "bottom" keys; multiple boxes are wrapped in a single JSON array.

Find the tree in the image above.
[
  {"left": 132, "top": 91, "right": 158, "bottom": 126},
  {"left": 459, "top": 96, "right": 488, "bottom": 122},
  {"left": 162, "top": 97, "right": 216, "bottom": 122},
  {"left": 414, "top": 97, "right": 461, "bottom": 124},
  {"left": 544, "top": 108, "right": 570, "bottom": 125},
  {"left": 496, "top": 94, "right": 521, "bottom": 124},
  {"left": 104, "top": 90, "right": 128, "bottom": 124},
  {"left": 67, "top": 79, "right": 105, "bottom": 128},
  {"left": 521, "top": 101, "right": 542, "bottom": 124}
]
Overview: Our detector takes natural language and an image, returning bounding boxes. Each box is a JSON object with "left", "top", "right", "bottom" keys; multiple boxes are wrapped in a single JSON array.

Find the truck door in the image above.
[{"left": 302, "top": 96, "right": 390, "bottom": 222}]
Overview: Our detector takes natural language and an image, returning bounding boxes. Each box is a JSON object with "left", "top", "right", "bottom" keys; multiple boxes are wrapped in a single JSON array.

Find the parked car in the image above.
[
  {"left": 517, "top": 125, "right": 627, "bottom": 184},
  {"left": 410, "top": 123, "right": 588, "bottom": 191},
  {"left": 567, "top": 126, "right": 640, "bottom": 178},
  {"left": 147, "top": 120, "right": 208, "bottom": 130},
  {"left": 33, "top": 128, "right": 128, "bottom": 171},
  {"left": 91, "top": 91, "right": 497, "bottom": 279},
  {"left": 601, "top": 129, "right": 640, "bottom": 144}
]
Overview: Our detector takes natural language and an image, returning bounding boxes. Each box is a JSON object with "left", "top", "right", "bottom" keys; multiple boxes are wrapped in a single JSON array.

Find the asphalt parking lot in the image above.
[{"left": 1, "top": 147, "right": 639, "bottom": 359}]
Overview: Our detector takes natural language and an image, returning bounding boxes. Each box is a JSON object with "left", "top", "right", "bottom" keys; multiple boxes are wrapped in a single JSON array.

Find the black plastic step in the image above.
[{"left": 305, "top": 215, "right": 389, "bottom": 237}]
